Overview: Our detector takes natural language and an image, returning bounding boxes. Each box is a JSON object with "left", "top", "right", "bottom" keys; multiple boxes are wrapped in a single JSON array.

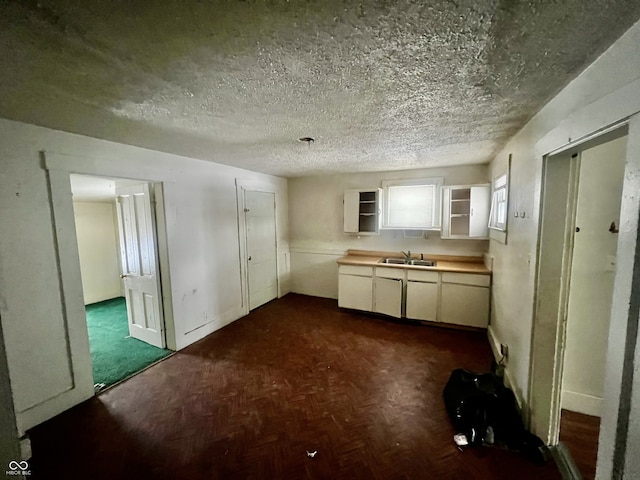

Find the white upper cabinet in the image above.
[
  {"left": 441, "top": 184, "right": 491, "bottom": 239},
  {"left": 343, "top": 189, "right": 382, "bottom": 235}
]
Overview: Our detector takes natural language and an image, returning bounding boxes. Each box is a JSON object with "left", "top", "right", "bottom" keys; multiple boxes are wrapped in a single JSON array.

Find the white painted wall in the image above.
[
  {"left": 288, "top": 165, "right": 489, "bottom": 299},
  {"left": 486, "top": 18, "right": 640, "bottom": 479},
  {"left": 612, "top": 116, "right": 640, "bottom": 480},
  {"left": 0, "top": 118, "right": 289, "bottom": 436},
  {"left": 72, "top": 201, "right": 122, "bottom": 305},
  {"left": 0, "top": 321, "right": 20, "bottom": 474},
  {"left": 561, "top": 137, "right": 626, "bottom": 417}
]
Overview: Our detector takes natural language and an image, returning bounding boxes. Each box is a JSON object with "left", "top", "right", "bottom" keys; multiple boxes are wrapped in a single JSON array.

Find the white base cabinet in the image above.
[
  {"left": 406, "top": 281, "right": 438, "bottom": 321},
  {"left": 440, "top": 273, "right": 490, "bottom": 328},
  {"left": 338, "top": 265, "right": 373, "bottom": 312},
  {"left": 338, "top": 264, "right": 490, "bottom": 329},
  {"left": 374, "top": 276, "right": 403, "bottom": 318},
  {"left": 405, "top": 269, "right": 439, "bottom": 321}
]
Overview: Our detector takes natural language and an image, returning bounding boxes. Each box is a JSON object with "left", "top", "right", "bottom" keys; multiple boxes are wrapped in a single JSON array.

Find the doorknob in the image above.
[{"left": 248, "top": 256, "right": 252, "bottom": 261}]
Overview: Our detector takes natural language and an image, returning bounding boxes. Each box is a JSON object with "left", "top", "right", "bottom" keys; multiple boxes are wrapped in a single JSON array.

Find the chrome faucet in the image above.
[{"left": 401, "top": 250, "right": 411, "bottom": 262}]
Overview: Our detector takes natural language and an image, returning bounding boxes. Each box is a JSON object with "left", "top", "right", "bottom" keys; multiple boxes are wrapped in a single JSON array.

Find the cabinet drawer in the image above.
[
  {"left": 339, "top": 265, "right": 373, "bottom": 276},
  {"left": 441, "top": 272, "right": 490, "bottom": 287},
  {"left": 374, "top": 266, "right": 405, "bottom": 280},
  {"left": 407, "top": 270, "right": 439, "bottom": 282}
]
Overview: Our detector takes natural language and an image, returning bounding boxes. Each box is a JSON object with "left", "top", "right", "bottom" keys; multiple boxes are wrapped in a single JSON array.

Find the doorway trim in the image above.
[
  {"left": 235, "top": 178, "right": 281, "bottom": 315},
  {"left": 37, "top": 152, "right": 176, "bottom": 426},
  {"left": 529, "top": 125, "right": 630, "bottom": 447}
]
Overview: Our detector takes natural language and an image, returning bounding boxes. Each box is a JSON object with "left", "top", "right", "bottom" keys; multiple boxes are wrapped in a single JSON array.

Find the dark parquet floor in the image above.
[
  {"left": 29, "top": 294, "right": 561, "bottom": 479},
  {"left": 560, "top": 409, "right": 600, "bottom": 480}
]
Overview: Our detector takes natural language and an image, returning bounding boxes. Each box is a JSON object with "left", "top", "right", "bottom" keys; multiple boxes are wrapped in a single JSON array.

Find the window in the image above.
[
  {"left": 381, "top": 177, "right": 443, "bottom": 229},
  {"left": 489, "top": 173, "right": 508, "bottom": 231}
]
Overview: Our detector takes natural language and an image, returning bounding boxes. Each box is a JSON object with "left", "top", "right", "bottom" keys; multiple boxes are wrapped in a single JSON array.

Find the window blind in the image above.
[{"left": 386, "top": 184, "right": 436, "bottom": 228}]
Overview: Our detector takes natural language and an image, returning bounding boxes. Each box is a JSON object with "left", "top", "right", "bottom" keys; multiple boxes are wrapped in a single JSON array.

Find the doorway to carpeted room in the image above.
[{"left": 86, "top": 297, "right": 172, "bottom": 391}]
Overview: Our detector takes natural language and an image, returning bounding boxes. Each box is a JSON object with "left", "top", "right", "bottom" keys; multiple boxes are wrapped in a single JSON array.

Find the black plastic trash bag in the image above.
[{"left": 443, "top": 368, "right": 548, "bottom": 464}]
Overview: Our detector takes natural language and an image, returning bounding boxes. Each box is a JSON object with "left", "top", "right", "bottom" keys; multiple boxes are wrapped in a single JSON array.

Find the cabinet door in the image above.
[
  {"left": 338, "top": 274, "right": 373, "bottom": 311},
  {"left": 469, "top": 185, "right": 491, "bottom": 238},
  {"left": 440, "top": 283, "right": 489, "bottom": 328},
  {"left": 406, "top": 281, "right": 438, "bottom": 321},
  {"left": 343, "top": 190, "right": 360, "bottom": 233},
  {"left": 374, "top": 276, "right": 403, "bottom": 318},
  {"left": 441, "top": 187, "right": 451, "bottom": 238}
]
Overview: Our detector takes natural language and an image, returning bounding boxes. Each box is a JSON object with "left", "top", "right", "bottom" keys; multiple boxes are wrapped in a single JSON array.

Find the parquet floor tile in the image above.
[
  {"left": 29, "top": 294, "right": 562, "bottom": 479},
  {"left": 560, "top": 409, "right": 600, "bottom": 480}
]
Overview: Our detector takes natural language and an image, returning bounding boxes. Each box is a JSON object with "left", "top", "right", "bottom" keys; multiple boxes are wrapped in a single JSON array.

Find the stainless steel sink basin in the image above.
[
  {"left": 380, "top": 257, "right": 407, "bottom": 264},
  {"left": 379, "top": 258, "right": 437, "bottom": 267},
  {"left": 408, "top": 259, "right": 436, "bottom": 267}
]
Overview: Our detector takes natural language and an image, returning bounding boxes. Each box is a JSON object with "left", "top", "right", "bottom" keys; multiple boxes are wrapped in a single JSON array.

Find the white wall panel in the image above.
[
  {"left": 73, "top": 202, "right": 121, "bottom": 304},
  {"left": 0, "top": 118, "right": 289, "bottom": 435}
]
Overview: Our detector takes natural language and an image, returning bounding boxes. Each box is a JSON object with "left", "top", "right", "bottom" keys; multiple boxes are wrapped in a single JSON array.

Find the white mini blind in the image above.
[
  {"left": 387, "top": 185, "right": 436, "bottom": 228},
  {"left": 382, "top": 177, "right": 443, "bottom": 229}
]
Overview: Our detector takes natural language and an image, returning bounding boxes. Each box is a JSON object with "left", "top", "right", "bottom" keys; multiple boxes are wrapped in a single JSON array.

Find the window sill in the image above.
[{"left": 489, "top": 228, "right": 507, "bottom": 244}]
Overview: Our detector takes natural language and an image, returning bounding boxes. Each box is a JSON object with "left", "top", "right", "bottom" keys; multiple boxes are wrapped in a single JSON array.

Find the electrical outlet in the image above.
[{"left": 500, "top": 343, "right": 509, "bottom": 360}]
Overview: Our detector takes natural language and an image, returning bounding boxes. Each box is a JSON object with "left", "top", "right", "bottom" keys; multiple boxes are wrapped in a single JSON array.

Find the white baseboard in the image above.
[
  {"left": 487, "top": 325, "right": 523, "bottom": 409},
  {"left": 561, "top": 390, "right": 602, "bottom": 417},
  {"left": 487, "top": 324, "right": 501, "bottom": 359},
  {"left": 176, "top": 305, "right": 246, "bottom": 350}
]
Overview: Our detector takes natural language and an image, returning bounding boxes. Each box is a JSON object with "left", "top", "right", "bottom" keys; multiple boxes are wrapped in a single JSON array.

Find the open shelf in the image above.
[
  {"left": 441, "top": 184, "right": 490, "bottom": 239},
  {"left": 344, "top": 189, "right": 381, "bottom": 235}
]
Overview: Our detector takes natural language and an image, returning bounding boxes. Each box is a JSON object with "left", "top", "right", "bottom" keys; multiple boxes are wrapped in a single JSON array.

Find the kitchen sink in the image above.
[
  {"left": 408, "top": 259, "right": 436, "bottom": 267},
  {"left": 379, "top": 258, "right": 437, "bottom": 267},
  {"left": 380, "top": 257, "right": 407, "bottom": 264}
]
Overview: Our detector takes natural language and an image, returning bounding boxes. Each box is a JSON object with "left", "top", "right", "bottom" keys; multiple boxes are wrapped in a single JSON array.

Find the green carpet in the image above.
[{"left": 86, "top": 297, "right": 171, "bottom": 389}]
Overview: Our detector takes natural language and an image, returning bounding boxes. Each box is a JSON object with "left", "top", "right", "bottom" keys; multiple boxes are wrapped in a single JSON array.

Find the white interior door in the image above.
[
  {"left": 245, "top": 190, "right": 278, "bottom": 310},
  {"left": 115, "top": 183, "right": 165, "bottom": 348},
  {"left": 562, "top": 136, "right": 626, "bottom": 415}
]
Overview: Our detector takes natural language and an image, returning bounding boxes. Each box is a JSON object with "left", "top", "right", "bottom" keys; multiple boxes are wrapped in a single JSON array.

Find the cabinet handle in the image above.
[{"left": 471, "top": 208, "right": 474, "bottom": 216}]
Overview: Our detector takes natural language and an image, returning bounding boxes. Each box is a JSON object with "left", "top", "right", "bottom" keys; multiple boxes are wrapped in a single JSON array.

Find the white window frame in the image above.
[
  {"left": 381, "top": 177, "right": 444, "bottom": 230},
  {"left": 489, "top": 172, "right": 508, "bottom": 232}
]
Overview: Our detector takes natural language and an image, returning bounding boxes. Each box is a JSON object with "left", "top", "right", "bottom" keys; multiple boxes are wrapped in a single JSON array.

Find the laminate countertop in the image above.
[{"left": 336, "top": 249, "right": 491, "bottom": 275}]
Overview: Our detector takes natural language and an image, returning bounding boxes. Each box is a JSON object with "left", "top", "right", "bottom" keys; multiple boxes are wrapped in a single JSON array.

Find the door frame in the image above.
[
  {"left": 235, "top": 178, "right": 281, "bottom": 315},
  {"left": 529, "top": 125, "right": 629, "bottom": 447},
  {"left": 33, "top": 152, "right": 175, "bottom": 433}
]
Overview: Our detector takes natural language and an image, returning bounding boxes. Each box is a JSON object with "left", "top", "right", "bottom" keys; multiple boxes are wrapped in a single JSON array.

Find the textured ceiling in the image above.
[{"left": 1, "top": 1, "right": 639, "bottom": 177}]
